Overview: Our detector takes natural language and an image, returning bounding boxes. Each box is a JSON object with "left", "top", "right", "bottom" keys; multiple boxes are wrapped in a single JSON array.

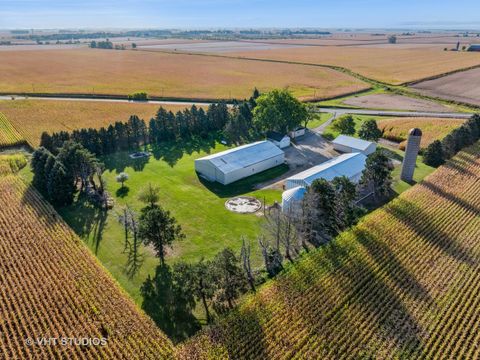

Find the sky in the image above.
[{"left": 0, "top": 0, "right": 479, "bottom": 30}]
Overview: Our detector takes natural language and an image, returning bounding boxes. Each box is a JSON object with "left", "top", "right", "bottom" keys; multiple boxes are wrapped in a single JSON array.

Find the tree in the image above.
[
  {"left": 252, "top": 89, "right": 308, "bottom": 133},
  {"left": 138, "top": 183, "right": 160, "bottom": 207},
  {"left": 240, "top": 237, "right": 256, "bottom": 292},
  {"left": 388, "top": 35, "right": 397, "bottom": 44},
  {"left": 211, "top": 248, "right": 247, "bottom": 312},
  {"left": 361, "top": 150, "right": 393, "bottom": 200},
  {"left": 258, "top": 235, "right": 283, "bottom": 277},
  {"left": 31, "top": 147, "right": 53, "bottom": 195},
  {"left": 132, "top": 42, "right": 137, "bottom": 49},
  {"left": 358, "top": 119, "right": 382, "bottom": 141},
  {"left": 116, "top": 172, "right": 129, "bottom": 189},
  {"left": 310, "top": 178, "right": 338, "bottom": 237},
  {"left": 332, "top": 115, "right": 356, "bottom": 135},
  {"left": 304, "top": 103, "right": 318, "bottom": 128},
  {"left": 332, "top": 176, "right": 362, "bottom": 230},
  {"left": 423, "top": 140, "right": 445, "bottom": 167},
  {"left": 118, "top": 206, "right": 143, "bottom": 278},
  {"left": 47, "top": 160, "right": 74, "bottom": 206},
  {"left": 138, "top": 204, "right": 184, "bottom": 265}
]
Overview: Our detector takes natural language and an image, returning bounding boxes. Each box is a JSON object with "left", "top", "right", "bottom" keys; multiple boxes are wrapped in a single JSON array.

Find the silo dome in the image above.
[
  {"left": 282, "top": 186, "right": 307, "bottom": 213},
  {"left": 409, "top": 128, "right": 422, "bottom": 136}
]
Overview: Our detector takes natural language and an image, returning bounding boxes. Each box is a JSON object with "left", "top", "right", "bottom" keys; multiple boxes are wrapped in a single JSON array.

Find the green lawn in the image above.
[
  {"left": 306, "top": 112, "right": 333, "bottom": 129},
  {"left": 58, "top": 138, "right": 285, "bottom": 304}
]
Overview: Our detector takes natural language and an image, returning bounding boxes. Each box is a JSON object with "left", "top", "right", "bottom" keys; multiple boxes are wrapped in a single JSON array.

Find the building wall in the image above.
[
  {"left": 286, "top": 179, "right": 308, "bottom": 190},
  {"left": 223, "top": 153, "right": 285, "bottom": 185},
  {"left": 279, "top": 137, "right": 291, "bottom": 149},
  {"left": 195, "top": 159, "right": 217, "bottom": 182}
]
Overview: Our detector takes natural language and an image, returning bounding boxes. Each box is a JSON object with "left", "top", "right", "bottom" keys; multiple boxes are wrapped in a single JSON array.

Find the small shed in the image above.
[
  {"left": 288, "top": 127, "right": 306, "bottom": 139},
  {"left": 267, "top": 131, "right": 291, "bottom": 149},
  {"left": 332, "top": 135, "right": 377, "bottom": 155}
]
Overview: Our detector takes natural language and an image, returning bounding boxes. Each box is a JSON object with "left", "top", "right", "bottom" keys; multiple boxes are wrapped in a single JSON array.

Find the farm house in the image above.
[
  {"left": 285, "top": 152, "right": 367, "bottom": 190},
  {"left": 332, "top": 135, "right": 377, "bottom": 155},
  {"left": 266, "top": 131, "right": 291, "bottom": 149},
  {"left": 195, "top": 141, "right": 285, "bottom": 185}
]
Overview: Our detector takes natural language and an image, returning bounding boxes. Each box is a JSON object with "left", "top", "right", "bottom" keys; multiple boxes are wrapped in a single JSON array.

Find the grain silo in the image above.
[{"left": 400, "top": 128, "right": 422, "bottom": 182}]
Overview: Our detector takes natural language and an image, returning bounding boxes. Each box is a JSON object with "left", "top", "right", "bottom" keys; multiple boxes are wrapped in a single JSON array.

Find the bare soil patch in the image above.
[
  {"left": 343, "top": 93, "right": 451, "bottom": 112},
  {"left": 411, "top": 67, "right": 480, "bottom": 106}
]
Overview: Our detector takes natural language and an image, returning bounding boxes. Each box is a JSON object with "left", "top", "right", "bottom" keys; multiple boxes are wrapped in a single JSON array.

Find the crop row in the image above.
[{"left": 0, "top": 112, "right": 25, "bottom": 148}]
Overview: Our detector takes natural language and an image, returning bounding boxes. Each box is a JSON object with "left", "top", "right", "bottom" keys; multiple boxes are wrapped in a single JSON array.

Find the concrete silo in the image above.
[{"left": 400, "top": 128, "right": 422, "bottom": 182}]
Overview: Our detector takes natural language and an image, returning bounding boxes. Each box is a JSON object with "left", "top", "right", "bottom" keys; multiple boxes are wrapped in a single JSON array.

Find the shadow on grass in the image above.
[
  {"left": 116, "top": 186, "right": 130, "bottom": 198},
  {"left": 141, "top": 264, "right": 201, "bottom": 344},
  {"left": 57, "top": 194, "right": 108, "bottom": 255},
  {"left": 199, "top": 164, "right": 289, "bottom": 198}
]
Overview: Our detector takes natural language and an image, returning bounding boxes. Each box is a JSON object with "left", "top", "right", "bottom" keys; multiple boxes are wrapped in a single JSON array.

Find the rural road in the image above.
[
  {"left": 0, "top": 95, "right": 472, "bottom": 119},
  {"left": 317, "top": 107, "right": 473, "bottom": 119}
]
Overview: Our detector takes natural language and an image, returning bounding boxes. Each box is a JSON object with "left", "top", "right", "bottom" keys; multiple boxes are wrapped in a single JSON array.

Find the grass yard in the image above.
[
  {"left": 0, "top": 48, "right": 369, "bottom": 101},
  {"left": 377, "top": 117, "right": 465, "bottom": 150},
  {"left": 306, "top": 112, "right": 333, "bottom": 129},
  {"left": 0, "top": 111, "right": 25, "bottom": 148},
  {"left": 58, "top": 139, "right": 285, "bottom": 304},
  {"left": 231, "top": 46, "right": 480, "bottom": 85},
  {"left": 0, "top": 99, "right": 196, "bottom": 148}
]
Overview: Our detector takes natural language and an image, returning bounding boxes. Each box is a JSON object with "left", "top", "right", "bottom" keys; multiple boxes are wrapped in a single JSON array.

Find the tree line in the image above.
[{"left": 423, "top": 114, "right": 480, "bottom": 167}]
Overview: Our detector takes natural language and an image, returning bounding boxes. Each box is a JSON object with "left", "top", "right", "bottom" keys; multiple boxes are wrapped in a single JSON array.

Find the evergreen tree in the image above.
[
  {"left": 47, "top": 160, "right": 74, "bottom": 206},
  {"left": 31, "top": 147, "right": 53, "bottom": 195},
  {"left": 361, "top": 150, "right": 393, "bottom": 200},
  {"left": 423, "top": 140, "right": 445, "bottom": 167}
]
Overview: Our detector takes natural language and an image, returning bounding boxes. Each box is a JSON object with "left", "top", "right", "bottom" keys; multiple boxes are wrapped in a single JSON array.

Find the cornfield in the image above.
[
  {"left": 178, "top": 142, "right": 480, "bottom": 359},
  {"left": 0, "top": 112, "right": 25, "bottom": 148},
  {"left": 0, "top": 174, "right": 174, "bottom": 359}
]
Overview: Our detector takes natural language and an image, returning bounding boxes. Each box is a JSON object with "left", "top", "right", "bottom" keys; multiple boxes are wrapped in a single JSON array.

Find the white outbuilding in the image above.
[
  {"left": 266, "top": 131, "right": 291, "bottom": 149},
  {"left": 332, "top": 135, "right": 377, "bottom": 155},
  {"left": 195, "top": 141, "right": 285, "bottom": 185},
  {"left": 288, "top": 127, "right": 306, "bottom": 139},
  {"left": 285, "top": 152, "right": 367, "bottom": 190}
]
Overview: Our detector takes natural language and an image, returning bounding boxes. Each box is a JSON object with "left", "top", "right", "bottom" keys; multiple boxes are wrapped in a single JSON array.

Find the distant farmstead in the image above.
[
  {"left": 195, "top": 141, "right": 285, "bottom": 185},
  {"left": 266, "top": 131, "right": 291, "bottom": 149},
  {"left": 332, "top": 135, "right": 377, "bottom": 155}
]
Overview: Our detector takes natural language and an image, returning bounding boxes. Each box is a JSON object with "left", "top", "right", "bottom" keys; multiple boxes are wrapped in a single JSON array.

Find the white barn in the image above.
[
  {"left": 195, "top": 141, "right": 285, "bottom": 185},
  {"left": 285, "top": 152, "right": 367, "bottom": 190},
  {"left": 332, "top": 135, "right": 377, "bottom": 155}
]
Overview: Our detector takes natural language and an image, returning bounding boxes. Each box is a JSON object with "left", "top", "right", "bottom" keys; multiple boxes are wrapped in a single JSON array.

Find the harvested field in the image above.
[
  {"left": 343, "top": 93, "right": 452, "bottom": 112},
  {"left": 0, "top": 99, "right": 192, "bottom": 147},
  {"left": 230, "top": 46, "right": 480, "bottom": 84},
  {"left": 377, "top": 117, "right": 465, "bottom": 149},
  {"left": 0, "top": 112, "right": 25, "bottom": 148},
  {"left": 411, "top": 67, "right": 480, "bottom": 107},
  {"left": 139, "top": 40, "right": 303, "bottom": 53},
  {"left": 0, "top": 173, "right": 173, "bottom": 358},
  {"left": 0, "top": 49, "right": 369, "bottom": 100},
  {"left": 179, "top": 142, "right": 480, "bottom": 359}
]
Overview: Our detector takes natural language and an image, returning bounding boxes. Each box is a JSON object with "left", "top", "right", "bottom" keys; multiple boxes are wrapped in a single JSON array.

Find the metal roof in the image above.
[
  {"left": 197, "top": 141, "right": 284, "bottom": 174},
  {"left": 286, "top": 153, "right": 367, "bottom": 185},
  {"left": 282, "top": 186, "right": 307, "bottom": 202},
  {"left": 332, "top": 135, "right": 374, "bottom": 151}
]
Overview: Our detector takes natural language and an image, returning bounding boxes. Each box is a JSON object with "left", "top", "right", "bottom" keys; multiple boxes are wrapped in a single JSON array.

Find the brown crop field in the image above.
[
  {"left": 0, "top": 100, "right": 195, "bottom": 147},
  {"left": 343, "top": 93, "right": 452, "bottom": 112},
  {"left": 230, "top": 46, "right": 480, "bottom": 84},
  {"left": 378, "top": 117, "right": 465, "bottom": 149},
  {"left": 0, "top": 173, "right": 173, "bottom": 358},
  {"left": 179, "top": 142, "right": 480, "bottom": 359},
  {"left": 0, "top": 49, "right": 369, "bottom": 100},
  {"left": 0, "top": 111, "right": 25, "bottom": 148},
  {"left": 411, "top": 67, "right": 480, "bottom": 107}
]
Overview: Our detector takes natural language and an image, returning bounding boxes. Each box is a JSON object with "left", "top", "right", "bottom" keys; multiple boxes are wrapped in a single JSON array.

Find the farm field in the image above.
[
  {"left": 377, "top": 117, "right": 465, "bottom": 149},
  {"left": 179, "top": 141, "right": 480, "bottom": 359},
  {"left": 57, "top": 140, "right": 285, "bottom": 303},
  {"left": 411, "top": 67, "right": 480, "bottom": 107},
  {"left": 342, "top": 93, "right": 453, "bottom": 112},
  {"left": 0, "top": 111, "right": 25, "bottom": 147},
  {"left": 0, "top": 49, "right": 369, "bottom": 101},
  {"left": 0, "top": 173, "right": 173, "bottom": 358},
  {"left": 230, "top": 46, "right": 480, "bottom": 84},
  {"left": 0, "top": 100, "right": 195, "bottom": 148}
]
